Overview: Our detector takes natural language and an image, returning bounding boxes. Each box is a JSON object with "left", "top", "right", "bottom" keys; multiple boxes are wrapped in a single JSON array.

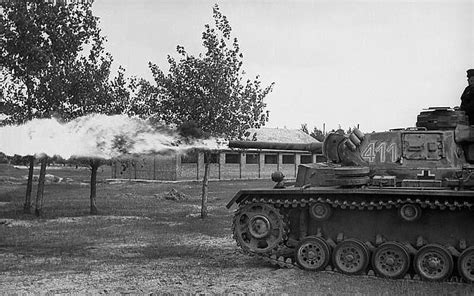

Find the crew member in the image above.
[{"left": 460, "top": 69, "right": 474, "bottom": 125}]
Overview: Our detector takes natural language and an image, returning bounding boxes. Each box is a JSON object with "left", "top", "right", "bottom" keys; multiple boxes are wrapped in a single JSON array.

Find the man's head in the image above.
[{"left": 467, "top": 69, "right": 474, "bottom": 86}]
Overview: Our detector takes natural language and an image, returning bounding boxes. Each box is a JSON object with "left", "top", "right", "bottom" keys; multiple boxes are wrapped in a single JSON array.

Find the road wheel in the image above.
[
  {"left": 372, "top": 242, "right": 410, "bottom": 279},
  {"left": 295, "top": 236, "right": 331, "bottom": 271},
  {"left": 458, "top": 247, "right": 474, "bottom": 283},
  {"left": 414, "top": 244, "right": 453, "bottom": 281},
  {"left": 332, "top": 239, "right": 370, "bottom": 275}
]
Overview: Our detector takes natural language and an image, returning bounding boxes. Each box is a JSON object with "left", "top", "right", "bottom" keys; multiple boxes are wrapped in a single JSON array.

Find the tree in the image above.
[
  {"left": 311, "top": 127, "right": 326, "bottom": 142},
  {"left": 1, "top": 0, "right": 107, "bottom": 122},
  {"left": 300, "top": 123, "right": 309, "bottom": 135},
  {"left": 107, "top": 67, "right": 158, "bottom": 118},
  {"left": 148, "top": 4, "right": 274, "bottom": 217},
  {"left": 177, "top": 121, "right": 211, "bottom": 217},
  {"left": 34, "top": 155, "right": 47, "bottom": 216},
  {"left": 1, "top": 0, "right": 118, "bottom": 215},
  {"left": 300, "top": 124, "right": 326, "bottom": 142}
]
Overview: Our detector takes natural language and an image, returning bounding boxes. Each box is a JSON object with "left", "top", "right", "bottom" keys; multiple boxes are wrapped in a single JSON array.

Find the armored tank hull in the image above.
[{"left": 227, "top": 107, "right": 474, "bottom": 282}]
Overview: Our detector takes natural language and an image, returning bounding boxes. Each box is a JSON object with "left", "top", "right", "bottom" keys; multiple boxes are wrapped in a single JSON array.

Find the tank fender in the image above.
[{"left": 226, "top": 191, "right": 249, "bottom": 209}]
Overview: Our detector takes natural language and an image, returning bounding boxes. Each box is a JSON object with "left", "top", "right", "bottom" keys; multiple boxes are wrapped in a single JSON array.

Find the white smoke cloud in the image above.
[{"left": 0, "top": 114, "right": 221, "bottom": 159}]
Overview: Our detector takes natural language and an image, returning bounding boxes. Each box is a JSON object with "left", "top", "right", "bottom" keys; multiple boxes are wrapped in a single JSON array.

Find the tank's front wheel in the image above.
[
  {"left": 233, "top": 203, "right": 286, "bottom": 253},
  {"left": 372, "top": 242, "right": 410, "bottom": 279},
  {"left": 332, "top": 239, "right": 369, "bottom": 275},
  {"left": 295, "top": 236, "right": 331, "bottom": 271},
  {"left": 414, "top": 244, "right": 453, "bottom": 281}
]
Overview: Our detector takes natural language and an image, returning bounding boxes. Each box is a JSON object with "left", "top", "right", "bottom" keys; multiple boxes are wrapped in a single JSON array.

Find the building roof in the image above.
[{"left": 243, "top": 127, "right": 319, "bottom": 143}]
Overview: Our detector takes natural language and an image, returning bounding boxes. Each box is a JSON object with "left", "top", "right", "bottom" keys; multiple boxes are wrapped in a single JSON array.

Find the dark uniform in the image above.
[{"left": 460, "top": 69, "right": 474, "bottom": 125}]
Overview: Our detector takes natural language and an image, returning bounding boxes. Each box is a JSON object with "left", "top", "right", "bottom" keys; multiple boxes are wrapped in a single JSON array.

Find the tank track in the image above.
[{"left": 232, "top": 196, "right": 474, "bottom": 282}]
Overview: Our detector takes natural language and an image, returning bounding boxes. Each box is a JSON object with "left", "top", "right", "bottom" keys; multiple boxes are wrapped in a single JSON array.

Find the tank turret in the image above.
[
  {"left": 227, "top": 107, "right": 474, "bottom": 283},
  {"left": 297, "top": 114, "right": 474, "bottom": 189}
]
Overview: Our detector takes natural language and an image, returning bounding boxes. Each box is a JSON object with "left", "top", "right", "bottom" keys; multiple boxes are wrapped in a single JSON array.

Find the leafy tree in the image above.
[
  {"left": 1, "top": 0, "right": 107, "bottom": 122},
  {"left": 0, "top": 0, "right": 122, "bottom": 215},
  {"left": 107, "top": 67, "right": 158, "bottom": 118},
  {"left": 148, "top": 4, "right": 274, "bottom": 217}
]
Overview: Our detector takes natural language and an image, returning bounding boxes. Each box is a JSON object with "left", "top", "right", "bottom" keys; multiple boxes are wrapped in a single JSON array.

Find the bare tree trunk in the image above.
[
  {"left": 201, "top": 154, "right": 210, "bottom": 219},
  {"left": 24, "top": 78, "right": 34, "bottom": 214},
  {"left": 89, "top": 160, "right": 100, "bottom": 215},
  {"left": 23, "top": 156, "right": 35, "bottom": 213},
  {"left": 34, "top": 157, "right": 47, "bottom": 217}
]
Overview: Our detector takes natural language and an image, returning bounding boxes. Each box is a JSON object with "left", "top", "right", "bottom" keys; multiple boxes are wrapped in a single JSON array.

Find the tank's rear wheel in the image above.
[
  {"left": 233, "top": 203, "right": 286, "bottom": 253},
  {"left": 414, "top": 244, "right": 453, "bottom": 281},
  {"left": 458, "top": 247, "right": 474, "bottom": 283},
  {"left": 372, "top": 242, "right": 410, "bottom": 279},
  {"left": 332, "top": 239, "right": 369, "bottom": 275},
  {"left": 295, "top": 236, "right": 331, "bottom": 271}
]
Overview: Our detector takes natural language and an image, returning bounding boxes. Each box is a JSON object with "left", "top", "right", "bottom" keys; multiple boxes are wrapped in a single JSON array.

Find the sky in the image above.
[{"left": 92, "top": 0, "right": 473, "bottom": 133}]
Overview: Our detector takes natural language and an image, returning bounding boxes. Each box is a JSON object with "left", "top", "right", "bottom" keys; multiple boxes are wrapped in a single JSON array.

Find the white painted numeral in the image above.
[{"left": 362, "top": 142, "right": 397, "bottom": 163}]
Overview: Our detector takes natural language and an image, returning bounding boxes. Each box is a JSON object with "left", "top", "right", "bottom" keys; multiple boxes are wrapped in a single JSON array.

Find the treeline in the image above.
[{"left": 300, "top": 123, "right": 360, "bottom": 142}]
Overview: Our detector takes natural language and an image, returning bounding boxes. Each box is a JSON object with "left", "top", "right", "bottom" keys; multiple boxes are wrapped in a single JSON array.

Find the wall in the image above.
[
  {"left": 112, "top": 154, "right": 177, "bottom": 180},
  {"left": 112, "top": 150, "right": 324, "bottom": 181}
]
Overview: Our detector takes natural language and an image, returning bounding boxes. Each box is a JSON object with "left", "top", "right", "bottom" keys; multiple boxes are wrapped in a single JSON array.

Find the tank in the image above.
[{"left": 226, "top": 107, "right": 474, "bottom": 282}]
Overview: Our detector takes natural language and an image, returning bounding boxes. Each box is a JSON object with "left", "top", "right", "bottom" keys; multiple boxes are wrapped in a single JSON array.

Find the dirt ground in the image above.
[{"left": 1, "top": 164, "right": 474, "bottom": 295}]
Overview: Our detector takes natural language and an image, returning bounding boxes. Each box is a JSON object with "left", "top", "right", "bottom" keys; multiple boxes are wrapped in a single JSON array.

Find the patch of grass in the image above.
[
  {"left": 0, "top": 186, "right": 24, "bottom": 202},
  {"left": 0, "top": 166, "right": 273, "bottom": 278},
  {"left": 4, "top": 165, "right": 472, "bottom": 294}
]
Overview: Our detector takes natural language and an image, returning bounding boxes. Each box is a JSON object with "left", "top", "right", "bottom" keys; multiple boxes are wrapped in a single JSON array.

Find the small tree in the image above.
[
  {"left": 84, "top": 158, "right": 109, "bottom": 215},
  {"left": 67, "top": 157, "right": 108, "bottom": 215},
  {"left": 148, "top": 5, "right": 274, "bottom": 218}
]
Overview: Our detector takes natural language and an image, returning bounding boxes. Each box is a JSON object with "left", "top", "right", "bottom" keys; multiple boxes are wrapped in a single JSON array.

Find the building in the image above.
[{"left": 111, "top": 128, "right": 324, "bottom": 181}]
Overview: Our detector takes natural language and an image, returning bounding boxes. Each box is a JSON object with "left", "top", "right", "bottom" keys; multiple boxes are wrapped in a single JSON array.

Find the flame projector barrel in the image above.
[{"left": 227, "top": 140, "right": 323, "bottom": 153}]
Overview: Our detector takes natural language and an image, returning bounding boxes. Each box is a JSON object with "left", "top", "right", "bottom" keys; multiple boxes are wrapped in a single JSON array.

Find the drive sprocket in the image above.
[{"left": 232, "top": 202, "right": 287, "bottom": 254}]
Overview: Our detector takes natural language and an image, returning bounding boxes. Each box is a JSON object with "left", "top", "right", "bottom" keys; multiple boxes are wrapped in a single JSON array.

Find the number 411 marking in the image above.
[{"left": 362, "top": 142, "right": 397, "bottom": 163}]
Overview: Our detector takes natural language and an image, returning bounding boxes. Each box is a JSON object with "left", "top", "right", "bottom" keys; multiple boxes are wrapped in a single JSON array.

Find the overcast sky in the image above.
[{"left": 92, "top": 0, "right": 473, "bottom": 133}]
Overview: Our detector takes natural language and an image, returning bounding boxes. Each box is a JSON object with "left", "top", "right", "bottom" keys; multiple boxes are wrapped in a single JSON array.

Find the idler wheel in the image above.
[
  {"left": 309, "top": 202, "right": 332, "bottom": 221},
  {"left": 233, "top": 203, "right": 286, "bottom": 253},
  {"left": 372, "top": 242, "right": 410, "bottom": 279},
  {"left": 295, "top": 236, "right": 331, "bottom": 271},
  {"left": 332, "top": 239, "right": 370, "bottom": 275},
  {"left": 399, "top": 204, "right": 421, "bottom": 222},
  {"left": 458, "top": 247, "right": 474, "bottom": 283},
  {"left": 414, "top": 244, "right": 453, "bottom": 281}
]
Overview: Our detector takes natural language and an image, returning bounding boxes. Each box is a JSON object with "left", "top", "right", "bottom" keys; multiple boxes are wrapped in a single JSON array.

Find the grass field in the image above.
[{"left": 1, "top": 164, "right": 474, "bottom": 294}]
